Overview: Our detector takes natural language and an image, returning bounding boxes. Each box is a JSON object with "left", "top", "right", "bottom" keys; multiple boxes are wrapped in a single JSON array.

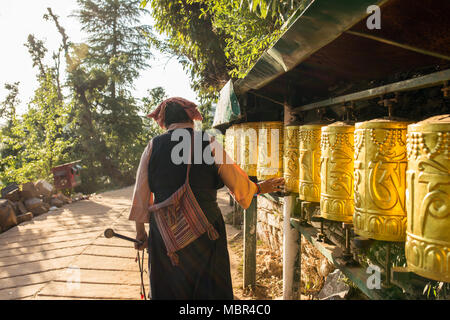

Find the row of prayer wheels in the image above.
[{"left": 225, "top": 115, "right": 450, "bottom": 282}]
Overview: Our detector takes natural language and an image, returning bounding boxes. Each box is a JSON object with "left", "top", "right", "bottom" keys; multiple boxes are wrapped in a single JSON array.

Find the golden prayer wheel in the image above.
[
  {"left": 225, "top": 124, "right": 242, "bottom": 164},
  {"left": 320, "top": 122, "right": 355, "bottom": 223},
  {"left": 240, "top": 122, "right": 260, "bottom": 177},
  {"left": 353, "top": 119, "right": 409, "bottom": 241},
  {"left": 283, "top": 126, "right": 300, "bottom": 193},
  {"left": 257, "top": 121, "right": 284, "bottom": 180},
  {"left": 225, "top": 126, "right": 235, "bottom": 161},
  {"left": 234, "top": 124, "right": 242, "bottom": 165},
  {"left": 299, "top": 124, "right": 325, "bottom": 202},
  {"left": 405, "top": 114, "right": 450, "bottom": 282}
]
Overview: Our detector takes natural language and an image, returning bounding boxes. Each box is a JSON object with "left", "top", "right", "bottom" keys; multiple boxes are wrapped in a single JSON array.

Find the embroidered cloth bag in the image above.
[{"left": 148, "top": 136, "right": 219, "bottom": 266}]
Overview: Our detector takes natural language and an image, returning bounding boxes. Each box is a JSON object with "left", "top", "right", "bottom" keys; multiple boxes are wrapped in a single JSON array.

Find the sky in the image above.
[{"left": 0, "top": 0, "right": 198, "bottom": 116}]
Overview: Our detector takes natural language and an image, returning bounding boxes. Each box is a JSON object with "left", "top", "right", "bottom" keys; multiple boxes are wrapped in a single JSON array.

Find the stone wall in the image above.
[
  {"left": 256, "top": 196, "right": 284, "bottom": 254},
  {"left": 255, "top": 196, "right": 335, "bottom": 298}
]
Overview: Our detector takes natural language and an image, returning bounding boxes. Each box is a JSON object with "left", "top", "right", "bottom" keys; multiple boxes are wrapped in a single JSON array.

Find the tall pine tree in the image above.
[
  {"left": 75, "top": 0, "right": 152, "bottom": 99},
  {"left": 70, "top": 0, "right": 152, "bottom": 188}
]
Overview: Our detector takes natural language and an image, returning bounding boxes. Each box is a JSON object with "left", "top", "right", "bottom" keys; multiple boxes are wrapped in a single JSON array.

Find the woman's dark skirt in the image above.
[{"left": 148, "top": 212, "right": 233, "bottom": 300}]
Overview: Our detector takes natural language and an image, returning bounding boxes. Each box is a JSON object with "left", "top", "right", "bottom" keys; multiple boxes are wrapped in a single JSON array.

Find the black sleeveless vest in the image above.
[{"left": 148, "top": 128, "right": 224, "bottom": 224}]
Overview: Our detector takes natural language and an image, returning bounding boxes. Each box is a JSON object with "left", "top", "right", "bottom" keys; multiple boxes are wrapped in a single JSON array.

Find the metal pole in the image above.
[{"left": 282, "top": 195, "right": 299, "bottom": 300}]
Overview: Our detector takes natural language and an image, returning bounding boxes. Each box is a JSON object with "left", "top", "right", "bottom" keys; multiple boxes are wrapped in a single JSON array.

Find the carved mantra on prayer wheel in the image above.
[
  {"left": 320, "top": 122, "right": 355, "bottom": 223},
  {"left": 257, "top": 122, "right": 284, "bottom": 180},
  {"left": 284, "top": 126, "right": 300, "bottom": 193},
  {"left": 405, "top": 114, "right": 450, "bottom": 282},
  {"left": 240, "top": 122, "right": 260, "bottom": 177},
  {"left": 299, "top": 124, "right": 325, "bottom": 202},
  {"left": 353, "top": 119, "right": 409, "bottom": 241}
]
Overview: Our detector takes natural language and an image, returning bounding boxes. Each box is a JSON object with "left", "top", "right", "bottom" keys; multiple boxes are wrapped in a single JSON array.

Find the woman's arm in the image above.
[
  {"left": 129, "top": 140, "right": 153, "bottom": 223},
  {"left": 129, "top": 140, "right": 154, "bottom": 250}
]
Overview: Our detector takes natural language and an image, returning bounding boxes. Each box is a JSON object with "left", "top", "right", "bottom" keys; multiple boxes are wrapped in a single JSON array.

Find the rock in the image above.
[
  {"left": 262, "top": 254, "right": 282, "bottom": 277},
  {"left": 50, "top": 198, "right": 64, "bottom": 208},
  {"left": 16, "top": 201, "right": 28, "bottom": 215},
  {"left": 31, "top": 205, "right": 49, "bottom": 216},
  {"left": 318, "top": 269, "right": 350, "bottom": 300},
  {"left": 42, "top": 196, "right": 52, "bottom": 204},
  {"left": 20, "top": 182, "right": 40, "bottom": 200},
  {"left": 4, "top": 188, "right": 20, "bottom": 202},
  {"left": 55, "top": 192, "right": 72, "bottom": 204},
  {"left": 319, "top": 259, "right": 335, "bottom": 278},
  {"left": 11, "top": 202, "right": 21, "bottom": 216},
  {"left": 24, "top": 198, "right": 49, "bottom": 216},
  {"left": 35, "top": 180, "right": 54, "bottom": 198},
  {"left": 1, "top": 183, "right": 19, "bottom": 198},
  {"left": 72, "top": 192, "right": 84, "bottom": 202},
  {"left": 16, "top": 212, "right": 33, "bottom": 224},
  {"left": 24, "top": 198, "right": 44, "bottom": 211},
  {"left": 0, "top": 199, "right": 18, "bottom": 232}
]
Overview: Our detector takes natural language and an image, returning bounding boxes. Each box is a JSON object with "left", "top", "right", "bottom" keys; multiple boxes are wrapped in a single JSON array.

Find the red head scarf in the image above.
[{"left": 147, "top": 97, "right": 203, "bottom": 129}]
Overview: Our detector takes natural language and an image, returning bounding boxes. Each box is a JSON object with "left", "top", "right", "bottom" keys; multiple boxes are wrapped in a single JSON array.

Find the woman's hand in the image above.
[
  {"left": 135, "top": 223, "right": 148, "bottom": 250},
  {"left": 257, "top": 177, "right": 285, "bottom": 194}
]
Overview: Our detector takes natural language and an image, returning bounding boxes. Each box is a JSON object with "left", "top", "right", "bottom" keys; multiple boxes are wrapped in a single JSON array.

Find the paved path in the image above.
[{"left": 0, "top": 186, "right": 235, "bottom": 300}]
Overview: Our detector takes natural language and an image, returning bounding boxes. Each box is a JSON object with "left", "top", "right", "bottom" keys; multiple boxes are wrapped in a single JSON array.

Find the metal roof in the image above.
[{"left": 213, "top": 0, "right": 450, "bottom": 128}]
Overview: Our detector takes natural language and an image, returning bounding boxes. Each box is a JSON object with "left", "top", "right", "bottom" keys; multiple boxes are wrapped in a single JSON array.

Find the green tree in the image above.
[
  {"left": 140, "top": 86, "right": 166, "bottom": 137},
  {"left": 0, "top": 82, "right": 20, "bottom": 125},
  {"left": 67, "top": 1, "right": 153, "bottom": 189},
  {"left": 19, "top": 73, "right": 74, "bottom": 182},
  {"left": 0, "top": 74, "right": 74, "bottom": 188},
  {"left": 0, "top": 82, "right": 22, "bottom": 188},
  {"left": 24, "top": 35, "right": 48, "bottom": 79},
  {"left": 197, "top": 99, "right": 214, "bottom": 130},
  {"left": 75, "top": 0, "right": 152, "bottom": 98},
  {"left": 141, "top": 0, "right": 307, "bottom": 98},
  {"left": 146, "top": 0, "right": 228, "bottom": 100},
  {"left": 240, "top": 0, "right": 308, "bottom": 21}
]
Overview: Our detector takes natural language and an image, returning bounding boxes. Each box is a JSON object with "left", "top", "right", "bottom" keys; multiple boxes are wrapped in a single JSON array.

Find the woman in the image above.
[{"left": 129, "top": 97, "right": 284, "bottom": 300}]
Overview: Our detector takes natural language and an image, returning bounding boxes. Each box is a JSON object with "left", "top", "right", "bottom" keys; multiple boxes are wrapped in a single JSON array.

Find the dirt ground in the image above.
[
  {"left": 217, "top": 190, "right": 284, "bottom": 300},
  {"left": 227, "top": 227, "right": 284, "bottom": 300}
]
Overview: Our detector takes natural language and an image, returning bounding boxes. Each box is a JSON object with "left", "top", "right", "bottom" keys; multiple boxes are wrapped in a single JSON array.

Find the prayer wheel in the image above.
[
  {"left": 405, "top": 114, "right": 450, "bottom": 282},
  {"left": 257, "top": 121, "right": 284, "bottom": 180},
  {"left": 234, "top": 124, "right": 242, "bottom": 165},
  {"left": 225, "top": 124, "right": 242, "bottom": 164},
  {"left": 240, "top": 122, "right": 260, "bottom": 177},
  {"left": 299, "top": 124, "right": 325, "bottom": 202},
  {"left": 353, "top": 119, "right": 409, "bottom": 241},
  {"left": 225, "top": 126, "right": 235, "bottom": 161},
  {"left": 283, "top": 126, "right": 300, "bottom": 193},
  {"left": 320, "top": 122, "right": 355, "bottom": 223}
]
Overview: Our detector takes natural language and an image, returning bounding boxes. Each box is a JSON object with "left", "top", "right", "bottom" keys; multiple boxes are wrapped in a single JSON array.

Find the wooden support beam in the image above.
[
  {"left": 292, "top": 229, "right": 302, "bottom": 300},
  {"left": 243, "top": 196, "right": 257, "bottom": 289},
  {"left": 283, "top": 195, "right": 299, "bottom": 300}
]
